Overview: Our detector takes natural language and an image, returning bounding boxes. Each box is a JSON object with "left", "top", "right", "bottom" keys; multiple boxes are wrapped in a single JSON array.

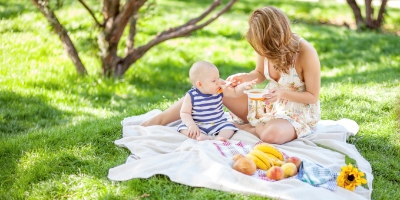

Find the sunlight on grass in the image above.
[
  {"left": 29, "top": 174, "right": 127, "bottom": 199},
  {"left": 13, "top": 145, "right": 100, "bottom": 197}
]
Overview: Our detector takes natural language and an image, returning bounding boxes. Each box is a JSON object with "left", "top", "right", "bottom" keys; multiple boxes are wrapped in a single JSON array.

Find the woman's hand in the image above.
[
  {"left": 263, "top": 88, "right": 284, "bottom": 102},
  {"left": 240, "top": 78, "right": 258, "bottom": 90},
  {"left": 226, "top": 73, "right": 248, "bottom": 87}
]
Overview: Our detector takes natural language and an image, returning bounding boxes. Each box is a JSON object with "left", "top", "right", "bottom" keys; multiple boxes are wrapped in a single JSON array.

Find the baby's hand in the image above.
[{"left": 187, "top": 125, "right": 201, "bottom": 139}]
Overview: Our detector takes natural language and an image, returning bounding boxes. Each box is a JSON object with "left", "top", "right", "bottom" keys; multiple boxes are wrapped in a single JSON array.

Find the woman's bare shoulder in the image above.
[
  {"left": 298, "top": 39, "right": 319, "bottom": 66},
  {"left": 299, "top": 39, "right": 317, "bottom": 55}
]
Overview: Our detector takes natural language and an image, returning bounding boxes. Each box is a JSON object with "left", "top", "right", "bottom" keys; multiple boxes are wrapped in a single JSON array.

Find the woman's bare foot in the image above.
[{"left": 197, "top": 134, "right": 212, "bottom": 141}]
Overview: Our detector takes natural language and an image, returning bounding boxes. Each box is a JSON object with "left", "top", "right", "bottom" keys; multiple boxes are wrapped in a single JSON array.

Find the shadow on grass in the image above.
[
  {"left": 0, "top": 2, "right": 36, "bottom": 20},
  {"left": 0, "top": 91, "right": 73, "bottom": 136},
  {"left": 0, "top": 0, "right": 82, "bottom": 20}
]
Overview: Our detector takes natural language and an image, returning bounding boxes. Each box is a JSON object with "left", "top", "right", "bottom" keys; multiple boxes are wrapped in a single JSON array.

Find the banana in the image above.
[
  {"left": 249, "top": 149, "right": 273, "bottom": 170},
  {"left": 264, "top": 153, "right": 285, "bottom": 166},
  {"left": 253, "top": 143, "right": 284, "bottom": 161},
  {"left": 246, "top": 153, "right": 268, "bottom": 170}
]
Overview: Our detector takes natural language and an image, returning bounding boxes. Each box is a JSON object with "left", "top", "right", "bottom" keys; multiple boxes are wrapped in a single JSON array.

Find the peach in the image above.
[
  {"left": 281, "top": 162, "right": 298, "bottom": 178},
  {"left": 266, "top": 166, "right": 284, "bottom": 181},
  {"left": 232, "top": 154, "right": 245, "bottom": 162},
  {"left": 233, "top": 157, "right": 256, "bottom": 175},
  {"left": 286, "top": 156, "right": 302, "bottom": 171}
]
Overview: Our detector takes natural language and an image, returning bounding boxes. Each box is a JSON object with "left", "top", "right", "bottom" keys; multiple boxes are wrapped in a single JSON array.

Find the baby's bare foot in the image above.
[
  {"left": 214, "top": 136, "right": 228, "bottom": 142},
  {"left": 197, "top": 134, "right": 211, "bottom": 141}
]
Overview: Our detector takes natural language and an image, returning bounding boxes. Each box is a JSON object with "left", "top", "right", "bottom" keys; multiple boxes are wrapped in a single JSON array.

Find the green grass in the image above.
[{"left": 1, "top": 0, "right": 399, "bottom": 199}]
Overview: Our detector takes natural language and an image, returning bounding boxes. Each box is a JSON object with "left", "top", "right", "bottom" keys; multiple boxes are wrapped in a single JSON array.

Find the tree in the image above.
[
  {"left": 30, "top": 0, "right": 238, "bottom": 78},
  {"left": 346, "top": 0, "right": 388, "bottom": 30}
]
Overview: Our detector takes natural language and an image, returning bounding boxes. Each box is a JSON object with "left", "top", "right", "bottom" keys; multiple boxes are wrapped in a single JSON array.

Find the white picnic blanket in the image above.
[{"left": 108, "top": 109, "right": 373, "bottom": 200}]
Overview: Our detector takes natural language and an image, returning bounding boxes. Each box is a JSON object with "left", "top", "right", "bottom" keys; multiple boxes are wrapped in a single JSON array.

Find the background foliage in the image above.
[{"left": 0, "top": 0, "right": 399, "bottom": 199}]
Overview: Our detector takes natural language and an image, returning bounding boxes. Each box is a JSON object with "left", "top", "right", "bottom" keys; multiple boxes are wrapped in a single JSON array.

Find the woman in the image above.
[{"left": 141, "top": 6, "right": 321, "bottom": 144}]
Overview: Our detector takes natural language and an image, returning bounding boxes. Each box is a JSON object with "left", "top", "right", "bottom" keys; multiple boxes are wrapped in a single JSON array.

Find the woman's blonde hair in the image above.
[{"left": 246, "top": 6, "right": 299, "bottom": 73}]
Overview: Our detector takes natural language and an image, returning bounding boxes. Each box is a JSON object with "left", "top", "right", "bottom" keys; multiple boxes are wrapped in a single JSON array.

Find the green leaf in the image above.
[
  {"left": 314, "top": 143, "right": 357, "bottom": 166},
  {"left": 361, "top": 182, "right": 369, "bottom": 189}
]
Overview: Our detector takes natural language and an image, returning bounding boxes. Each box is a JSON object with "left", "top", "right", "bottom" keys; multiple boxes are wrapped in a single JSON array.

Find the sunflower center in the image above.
[{"left": 347, "top": 174, "right": 355, "bottom": 181}]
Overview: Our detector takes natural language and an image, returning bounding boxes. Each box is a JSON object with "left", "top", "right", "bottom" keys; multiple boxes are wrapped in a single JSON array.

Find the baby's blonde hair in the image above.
[
  {"left": 189, "top": 61, "right": 217, "bottom": 86},
  {"left": 246, "top": 6, "right": 299, "bottom": 73}
]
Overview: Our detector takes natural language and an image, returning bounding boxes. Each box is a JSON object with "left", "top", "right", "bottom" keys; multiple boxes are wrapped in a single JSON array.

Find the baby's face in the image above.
[{"left": 199, "top": 68, "right": 222, "bottom": 95}]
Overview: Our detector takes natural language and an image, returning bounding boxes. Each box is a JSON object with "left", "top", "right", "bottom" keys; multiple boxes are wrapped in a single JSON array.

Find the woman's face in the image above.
[{"left": 199, "top": 68, "right": 222, "bottom": 94}]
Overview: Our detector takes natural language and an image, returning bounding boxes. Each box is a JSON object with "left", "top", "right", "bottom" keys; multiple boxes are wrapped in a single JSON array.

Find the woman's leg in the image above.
[
  {"left": 140, "top": 98, "right": 183, "bottom": 126},
  {"left": 223, "top": 94, "right": 249, "bottom": 122},
  {"left": 235, "top": 119, "right": 297, "bottom": 144}
]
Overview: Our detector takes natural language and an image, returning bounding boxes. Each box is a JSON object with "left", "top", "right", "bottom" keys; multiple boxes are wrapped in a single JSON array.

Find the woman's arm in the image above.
[
  {"left": 247, "top": 55, "right": 266, "bottom": 83},
  {"left": 300, "top": 41, "right": 321, "bottom": 104},
  {"left": 227, "top": 55, "right": 266, "bottom": 86}
]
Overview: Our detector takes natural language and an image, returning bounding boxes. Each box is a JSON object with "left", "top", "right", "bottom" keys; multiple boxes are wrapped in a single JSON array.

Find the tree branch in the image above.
[
  {"left": 102, "top": 0, "right": 120, "bottom": 19},
  {"left": 110, "top": 0, "right": 146, "bottom": 44},
  {"left": 125, "top": 10, "right": 138, "bottom": 56},
  {"left": 365, "top": 0, "right": 373, "bottom": 24},
  {"left": 186, "top": 0, "right": 221, "bottom": 25},
  {"left": 377, "top": 0, "right": 388, "bottom": 26},
  {"left": 123, "top": 0, "right": 237, "bottom": 73},
  {"left": 78, "top": 0, "right": 103, "bottom": 27},
  {"left": 102, "top": 0, "right": 120, "bottom": 31},
  {"left": 30, "top": 0, "right": 87, "bottom": 75}
]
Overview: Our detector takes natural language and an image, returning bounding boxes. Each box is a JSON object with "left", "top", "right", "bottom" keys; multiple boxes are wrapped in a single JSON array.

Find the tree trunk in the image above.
[
  {"left": 375, "top": 0, "right": 388, "bottom": 28},
  {"left": 346, "top": 0, "right": 364, "bottom": 26},
  {"left": 365, "top": 0, "right": 374, "bottom": 27},
  {"left": 364, "top": 0, "right": 388, "bottom": 29},
  {"left": 100, "top": 0, "right": 146, "bottom": 78},
  {"left": 30, "top": 0, "right": 87, "bottom": 75},
  {"left": 346, "top": 0, "right": 388, "bottom": 30}
]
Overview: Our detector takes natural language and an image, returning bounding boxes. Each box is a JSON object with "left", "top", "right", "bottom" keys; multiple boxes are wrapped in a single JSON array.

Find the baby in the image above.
[{"left": 177, "top": 61, "right": 257, "bottom": 141}]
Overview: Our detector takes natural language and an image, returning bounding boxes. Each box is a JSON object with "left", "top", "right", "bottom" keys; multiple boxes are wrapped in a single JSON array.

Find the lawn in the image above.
[{"left": 0, "top": 0, "right": 399, "bottom": 199}]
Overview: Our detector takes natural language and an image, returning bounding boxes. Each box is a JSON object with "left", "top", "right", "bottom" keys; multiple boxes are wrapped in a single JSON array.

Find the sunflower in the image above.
[{"left": 337, "top": 163, "right": 367, "bottom": 191}]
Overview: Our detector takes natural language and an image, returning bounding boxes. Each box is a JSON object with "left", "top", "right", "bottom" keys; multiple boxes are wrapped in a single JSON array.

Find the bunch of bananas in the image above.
[{"left": 245, "top": 143, "right": 285, "bottom": 171}]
